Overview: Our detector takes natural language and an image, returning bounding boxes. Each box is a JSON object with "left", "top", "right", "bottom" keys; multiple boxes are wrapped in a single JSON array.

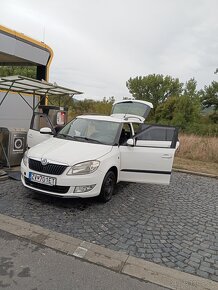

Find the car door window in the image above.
[
  {"left": 119, "top": 123, "right": 132, "bottom": 145},
  {"left": 132, "top": 123, "right": 141, "bottom": 135},
  {"left": 30, "top": 113, "right": 54, "bottom": 132},
  {"left": 134, "top": 125, "right": 178, "bottom": 148}
]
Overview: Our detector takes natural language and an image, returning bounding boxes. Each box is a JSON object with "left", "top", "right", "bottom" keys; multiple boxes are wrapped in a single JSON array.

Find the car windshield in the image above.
[{"left": 55, "top": 118, "right": 121, "bottom": 145}]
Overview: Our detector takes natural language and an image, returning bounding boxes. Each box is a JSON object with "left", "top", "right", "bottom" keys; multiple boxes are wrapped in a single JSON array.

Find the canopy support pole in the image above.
[
  {"left": 18, "top": 93, "right": 34, "bottom": 110},
  {"left": 0, "top": 81, "right": 15, "bottom": 107},
  {"left": 33, "top": 92, "right": 35, "bottom": 112},
  {"left": 33, "top": 94, "right": 47, "bottom": 111},
  {"left": 0, "top": 141, "right": 10, "bottom": 169}
]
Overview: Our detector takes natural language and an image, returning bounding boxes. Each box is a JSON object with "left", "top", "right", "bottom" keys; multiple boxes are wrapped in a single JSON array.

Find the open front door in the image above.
[
  {"left": 27, "top": 113, "right": 54, "bottom": 148},
  {"left": 119, "top": 125, "right": 178, "bottom": 185}
]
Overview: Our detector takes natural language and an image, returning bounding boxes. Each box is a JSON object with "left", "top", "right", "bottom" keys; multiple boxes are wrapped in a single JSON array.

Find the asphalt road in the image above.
[
  {"left": 0, "top": 172, "right": 218, "bottom": 282},
  {"left": 0, "top": 229, "right": 167, "bottom": 290}
]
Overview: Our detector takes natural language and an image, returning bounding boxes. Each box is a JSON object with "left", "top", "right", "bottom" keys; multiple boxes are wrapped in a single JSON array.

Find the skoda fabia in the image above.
[{"left": 21, "top": 100, "right": 178, "bottom": 202}]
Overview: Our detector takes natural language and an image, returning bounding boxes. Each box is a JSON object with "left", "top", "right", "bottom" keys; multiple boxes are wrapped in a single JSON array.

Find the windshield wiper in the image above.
[
  {"left": 56, "top": 133, "right": 75, "bottom": 140},
  {"left": 56, "top": 134, "right": 104, "bottom": 144},
  {"left": 73, "top": 136, "right": 103, "bottom": 144}
]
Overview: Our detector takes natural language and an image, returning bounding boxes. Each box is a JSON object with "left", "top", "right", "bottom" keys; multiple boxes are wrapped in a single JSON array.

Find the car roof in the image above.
[{"left": 77, "top": 115, "right": 143, "bottom": 124}]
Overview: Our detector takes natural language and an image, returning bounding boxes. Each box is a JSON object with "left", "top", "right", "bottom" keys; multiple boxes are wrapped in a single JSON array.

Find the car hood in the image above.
[{"left": 28, "top": 137, "right": 113, "bottom": 165}]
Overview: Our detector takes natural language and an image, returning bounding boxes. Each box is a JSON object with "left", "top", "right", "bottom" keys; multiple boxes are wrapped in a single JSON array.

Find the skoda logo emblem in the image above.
[{"left": 41, "top": 158, "right": 48, "bottom": 166}]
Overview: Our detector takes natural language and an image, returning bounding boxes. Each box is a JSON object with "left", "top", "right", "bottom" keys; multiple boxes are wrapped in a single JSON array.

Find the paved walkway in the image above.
[
  {"left": 0, "top": 172, "right": 218, "bottom": 281},
  {"left": 0, "top": 214, "right": 218, "bottom": 290}
]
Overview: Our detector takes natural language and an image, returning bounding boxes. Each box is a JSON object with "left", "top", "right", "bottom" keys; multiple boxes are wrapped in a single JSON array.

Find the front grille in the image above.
[
  {"left": 29, "top": 159, "right": 67, "bottom": 175},
  {"left": 25, "top": 177, "right": 70, "bottom": 194}
]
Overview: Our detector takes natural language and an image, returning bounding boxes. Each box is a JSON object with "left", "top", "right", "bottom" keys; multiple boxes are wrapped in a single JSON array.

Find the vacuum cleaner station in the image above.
[{"left": 0, "top": 25, "right": 82, "bottom": 168}]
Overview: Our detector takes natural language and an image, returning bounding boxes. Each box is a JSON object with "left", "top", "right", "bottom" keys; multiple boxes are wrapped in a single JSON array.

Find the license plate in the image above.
[{"left": 29, "top": 172, "right": 56, "bottom": 186}]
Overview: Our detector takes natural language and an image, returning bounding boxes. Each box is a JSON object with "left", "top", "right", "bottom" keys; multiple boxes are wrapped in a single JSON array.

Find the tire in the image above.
[{"left": 99, "top": 170, "right": 116, "bottom": 202}]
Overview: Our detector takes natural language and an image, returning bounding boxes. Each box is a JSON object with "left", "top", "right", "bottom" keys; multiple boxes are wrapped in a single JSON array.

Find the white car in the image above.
[{"left": 21, "top": 100, "right": 178, "bottom": 202}]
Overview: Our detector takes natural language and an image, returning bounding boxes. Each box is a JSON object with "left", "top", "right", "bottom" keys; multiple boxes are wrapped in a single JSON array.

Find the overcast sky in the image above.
[{"left": 1, "top": 0, "right": 218, "bottom": 100}]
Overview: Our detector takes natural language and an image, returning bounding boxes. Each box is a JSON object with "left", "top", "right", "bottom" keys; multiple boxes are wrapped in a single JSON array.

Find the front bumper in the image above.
[{"left": 21, "top": 160, "right": 104, "bottom": 198}]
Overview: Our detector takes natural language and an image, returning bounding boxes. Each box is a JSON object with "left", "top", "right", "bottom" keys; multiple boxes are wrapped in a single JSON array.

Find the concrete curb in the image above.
[
  {"left": 173, "top": 168, "right": 218, "bottom": 179},
  {"left": 0, "top": 175, "right": 8, "bottom": 181},
  {"left": 0, "top": 170, "right": 8, "bottom": 181},
  {"left": 0, "top": 214, "right": 217, "bottom": 290}
]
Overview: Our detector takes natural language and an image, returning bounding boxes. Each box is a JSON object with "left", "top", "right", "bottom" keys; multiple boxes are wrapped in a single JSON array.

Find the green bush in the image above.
[{"left": 184, "top": 123, "right": 218, "bottom": 137}]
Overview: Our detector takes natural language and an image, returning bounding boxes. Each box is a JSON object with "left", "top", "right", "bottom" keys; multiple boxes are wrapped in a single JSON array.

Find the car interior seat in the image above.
[{"left": 119, "top": 129, "right": 128, "bottom": 144}]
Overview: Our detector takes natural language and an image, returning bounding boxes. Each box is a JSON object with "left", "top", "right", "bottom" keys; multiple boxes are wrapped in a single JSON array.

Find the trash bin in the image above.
[{"left": 0, "top": 127, "right": 27, "bottom": 167}]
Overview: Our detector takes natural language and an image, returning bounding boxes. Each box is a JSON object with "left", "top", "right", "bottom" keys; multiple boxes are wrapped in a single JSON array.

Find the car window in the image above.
[
  {"left": 112, "top": 101, "right": 151, "bottom": 118},
  {"left": 31, "top": 114, "right": 53, "bottom": 131},
  {"left": 56, "top": 118, "right": 121, "bottom": 145},
  {"left": 136, "top": 125, "right": 175, "bottom": 141},
  {"left": 132, "top": 123, "right": 141, "bottom": 135},
  {"left": 119, "top": 123, "right": 132, "bottom": 145}
]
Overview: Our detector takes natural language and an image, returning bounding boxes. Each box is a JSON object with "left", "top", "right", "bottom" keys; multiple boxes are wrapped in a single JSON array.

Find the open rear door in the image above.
[
  {"left": 111, "top": 100, "right": 153, "bottom": 122},
  {"left": 119, "top": 125, "right": 178, "bottom": 185}
]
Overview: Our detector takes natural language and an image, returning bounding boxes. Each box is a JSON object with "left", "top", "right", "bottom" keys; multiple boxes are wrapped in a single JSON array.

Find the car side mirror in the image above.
[
  {"left": 126, "top": 138, "right": 135, "bottom": 146},
  {"left": 176, "top": 141, "right": 180, "bottom": 150},
  {"left": 40, "top": 127, "right": 53, "bottom": 135}
]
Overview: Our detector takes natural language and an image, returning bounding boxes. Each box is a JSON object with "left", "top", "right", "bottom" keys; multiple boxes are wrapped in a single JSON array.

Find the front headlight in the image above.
[
  {"left": 23, "top": 151, "right": 29, "bottom": 167},
  {"left": 67, "top": 160, "right": 100, "bottom": 175}
]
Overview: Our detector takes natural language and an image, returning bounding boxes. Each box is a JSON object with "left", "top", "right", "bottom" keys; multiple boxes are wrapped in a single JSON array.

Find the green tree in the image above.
[
  {"left": 155, "top": 96, "right": 178, "bottom": 123},
  {"left": 0, "top": 65, "right": 37, "bottom": 78},
  {"left": 201, "top": 81, "right": 218, "bottom": 113},
  {"left": 126, "top": 74, "right": 183, "bottom": 112},
  {"left": 155, "top": 95, "right": 201, "bottom": 130},
  {"left": 183, "top": 78, "right": 200, "bottom": 98},
  {"left": 201, "top": 81, "right": 218, "bottom": 123},
  {"left": 68, "top": 97, "right": 115, "bottom": 119},
  {"left": 172, "top": 95, "right": 201, "bottom": 129}
]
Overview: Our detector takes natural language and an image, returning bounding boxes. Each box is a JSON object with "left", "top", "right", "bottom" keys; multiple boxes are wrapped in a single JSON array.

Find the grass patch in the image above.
[
  {"left": 174, "top": 134, "right": 218, "bottom": 175},
  {"left": 173, "top": 157, "right": 218, "bottom": 176},
  {"left": 176, "top": 134, "right": 218, "bottom": 163}
]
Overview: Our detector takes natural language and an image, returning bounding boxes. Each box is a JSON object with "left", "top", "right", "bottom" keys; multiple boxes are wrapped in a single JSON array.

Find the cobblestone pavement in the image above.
[{"left": 0, "top": 172, "right": 218, "bottom": 282}]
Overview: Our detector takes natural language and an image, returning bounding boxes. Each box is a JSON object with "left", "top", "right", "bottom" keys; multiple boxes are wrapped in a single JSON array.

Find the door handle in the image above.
[{"left": 161, "top": 154, "right": 172, "bottom": 159}]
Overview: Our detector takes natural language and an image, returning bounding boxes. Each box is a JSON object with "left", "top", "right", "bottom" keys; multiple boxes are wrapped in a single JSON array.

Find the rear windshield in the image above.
[{"left": 112, "top": 101, "right": 151, "bottom": 118}]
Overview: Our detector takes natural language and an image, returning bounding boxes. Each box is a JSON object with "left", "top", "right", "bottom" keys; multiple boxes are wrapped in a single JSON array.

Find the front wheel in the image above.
[{"left": 99, "top": 170, "right": 116, "bottom": 202}]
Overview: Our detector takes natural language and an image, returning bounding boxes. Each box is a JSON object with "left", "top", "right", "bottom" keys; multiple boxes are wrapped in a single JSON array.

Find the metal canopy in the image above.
[
  {"left": 0, "top": 52, "right": 31, "bottom": 65},
  {"left": 0, "top": 25, "right": 52, "bottom": 66},
  {"left": 0, "top": 75, "right": 83, "bottom": 112},
  {"left": 0, "top": 75, "right": 83, "bottom": 96}
]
